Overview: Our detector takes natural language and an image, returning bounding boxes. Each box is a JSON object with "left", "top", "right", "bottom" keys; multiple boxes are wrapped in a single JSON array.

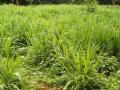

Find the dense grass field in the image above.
[{"left": 0, "top": 5, "right": 120, "bottom": 90}]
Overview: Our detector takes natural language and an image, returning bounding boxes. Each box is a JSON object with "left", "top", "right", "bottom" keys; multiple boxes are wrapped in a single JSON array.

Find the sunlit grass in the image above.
[{"left": 0, "top": 4, "right": 120, "bottom": 90}]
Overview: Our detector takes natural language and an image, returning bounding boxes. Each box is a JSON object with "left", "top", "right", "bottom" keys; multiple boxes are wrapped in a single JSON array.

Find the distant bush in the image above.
[{"left": 98, "top": 0, "right": 120, "bottom": 5}]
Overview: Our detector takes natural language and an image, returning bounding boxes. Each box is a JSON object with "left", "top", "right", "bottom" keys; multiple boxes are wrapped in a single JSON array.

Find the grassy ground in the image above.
[{"left": 0, "top": 4, "right": 120, "bottom": 90}]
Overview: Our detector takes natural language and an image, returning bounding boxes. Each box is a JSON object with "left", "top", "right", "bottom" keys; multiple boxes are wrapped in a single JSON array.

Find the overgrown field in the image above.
[{"left": 0, "top": 5, "right": 120, "bottom": 90}]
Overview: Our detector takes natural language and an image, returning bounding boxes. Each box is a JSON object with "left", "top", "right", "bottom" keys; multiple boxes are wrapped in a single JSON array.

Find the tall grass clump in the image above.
[
  {"left": 50, "top": 33, "right": 104, "bottom": 89},
  {"left": 0, "top": 33, "right": 28, "bottom": 89},
  {"left": 86, "top": 0, "right": 98, "bottom": 12},
  {"left": 0, "top": 58, "right": 21, "bottom": 89}
]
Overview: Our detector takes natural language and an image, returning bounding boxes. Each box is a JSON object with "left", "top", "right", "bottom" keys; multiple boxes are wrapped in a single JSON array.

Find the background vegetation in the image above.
[{"left": 0, "top": 0, "right": 120, "bottom": 5}]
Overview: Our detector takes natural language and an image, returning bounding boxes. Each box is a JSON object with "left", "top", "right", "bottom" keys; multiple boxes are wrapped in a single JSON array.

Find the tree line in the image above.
[{"left": 0, "top": 0, "right": 120, "bottom": 5}]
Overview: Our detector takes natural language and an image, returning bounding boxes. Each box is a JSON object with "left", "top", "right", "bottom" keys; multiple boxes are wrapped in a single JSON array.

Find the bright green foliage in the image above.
[
  {"left": 0, "top": 5, "right": 120, "bottom": 90},
  {"left": 0, "top": 58, "right": 21, "bottom": 90}
]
